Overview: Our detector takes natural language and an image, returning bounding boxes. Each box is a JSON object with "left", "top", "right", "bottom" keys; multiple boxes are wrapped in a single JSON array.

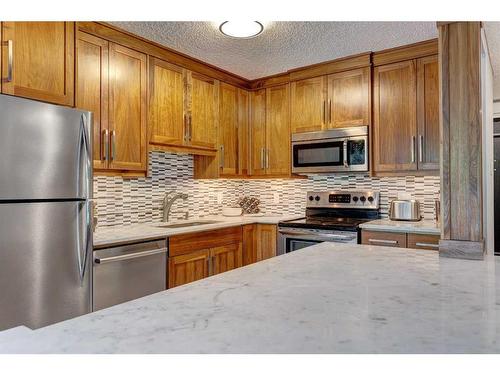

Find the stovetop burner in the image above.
[{"left": 279, "top": 215, "right": 375, "bottom": 231}]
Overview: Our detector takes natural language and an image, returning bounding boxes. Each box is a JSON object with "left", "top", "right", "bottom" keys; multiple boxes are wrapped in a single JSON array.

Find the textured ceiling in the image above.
[{"left": 110, "top": 21, "right": 438, "bottom": 80}]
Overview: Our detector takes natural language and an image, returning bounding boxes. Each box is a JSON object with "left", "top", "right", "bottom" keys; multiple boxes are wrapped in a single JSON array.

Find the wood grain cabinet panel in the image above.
[
  {"left": 249, "top": 89, "right": 267, "bottom": 176},
  {"left": 416, "top": 55, "right": 439, "bottom": 170},
  {"left": 256, "top": 224, "right": 277, "bottom": 261},
  {"left": 218, "top": 82, "right": 239, "bottom": 175},
  {"left": 242, "top": 225, "right": 258, "bottom": 266},
  {"left": 407, "top": 233, "right": 439, "bottom": 251},
  {"left": 361, "top": 230, "right": 407, "bottom": 248},
  {"left": 210, "top": 243, "right": 243, "bottom": 275},
  {"left": 265, "top": 84, "right": 291, "bottom": 176},
  {"left": 148, "top": 57, "right": 186, "bottom": 147},
  {"left": 168, "top": 249, "right": 210, "bottom": 288},
  {"left": 108, "top": 43, "right": 147, "bottom": 172},
  {"left": 373, "top": 60, "right": 418, "bottom": 172},
  {"left": 76, "top": 31, "right": 109, "bottom": 170},
  {"left": 1, "top": 22, "right": 74, "bottom": 106},
  {"left": 237, "top": 88, "right": 250, "bottom": 175},
  {"left": 290, "top": 76, "right": 327, "bottom": 133},
  {"left": 327, "top": 67, "right": 370, "bottom": 128},
  {"left": 190, "top": 73, "right": 218, "bottom": 150}
]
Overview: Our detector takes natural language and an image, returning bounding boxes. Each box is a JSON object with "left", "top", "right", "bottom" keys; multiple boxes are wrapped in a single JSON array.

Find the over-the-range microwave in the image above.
[{"left": 291, "top": 125, "right": 369, "bottom": 174}]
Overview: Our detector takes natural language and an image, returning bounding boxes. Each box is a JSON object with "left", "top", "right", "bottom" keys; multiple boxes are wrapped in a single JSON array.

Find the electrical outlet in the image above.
[
  {"left": 273, "top": 192, "right": 280, "bottom": 204},
  {"left": 217, "top": 192, "right": 223, "bottom": 204}
]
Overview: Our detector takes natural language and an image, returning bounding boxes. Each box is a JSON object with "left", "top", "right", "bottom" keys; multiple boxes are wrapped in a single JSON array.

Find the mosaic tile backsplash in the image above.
[{"left": 94, "top": 151, "right": 441, "bottom": 228}]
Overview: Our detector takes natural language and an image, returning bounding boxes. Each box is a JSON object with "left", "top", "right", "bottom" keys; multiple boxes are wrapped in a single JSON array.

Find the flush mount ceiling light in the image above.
[{"left": 219, "top": 21, "right": 264, "bottom": 39}]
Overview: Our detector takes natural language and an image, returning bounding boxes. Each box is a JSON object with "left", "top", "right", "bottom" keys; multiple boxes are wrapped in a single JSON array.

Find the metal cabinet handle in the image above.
[
  {"left": 95, "top": 247, "right": 168, "bottom": 265},
  {"left": 343, "top": 139, "right": 348, "bottom": 168},
  {"left": 415, "top": 242, "right": 439, "bottom": 249},
  {"left": 418, "top": 135, "right": 424, "bottom": 163},
  {"left": 266, "top": 148, "right": 270, "bottom": 169},
  {"left": 189, "top": 115, "right": 193, "bottom": 141},
  {"left": 183, "top": 114, "right": 188, "bottom": 142},
  {"left": 7, "top": 40, "right": 13, "bottom": 82},
  {"left": 368, "top": 239, "right": 398, "bottom": 245},
  {"left": 322, "top": 100, "right": 326, "bottom": 124},
  {"left": 102, "top": 129, "right": 109, "bottom": 161},
  {"left": 261, "top": 147, "right": 265, "bottom": 169},
  {"left": 328, "top": 99, "right": 332, "bottom": 125},
  {"left": 219, "top": 145, "right": 225, "bottom": 169},
  {"left": 110, "top": 130, "right": 116, "bottom": 161},
  {"left": 411, "top": 136, "right": 416, "bottom": 164}
]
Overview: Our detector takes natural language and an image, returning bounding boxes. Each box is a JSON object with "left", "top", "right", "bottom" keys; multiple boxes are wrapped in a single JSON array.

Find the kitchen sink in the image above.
[{"left": 155, "top": 220, "right": 222, "bottom": 229}]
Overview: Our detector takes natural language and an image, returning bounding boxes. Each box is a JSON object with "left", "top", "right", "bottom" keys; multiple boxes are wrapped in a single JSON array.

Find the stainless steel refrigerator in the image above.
[{"left": 0, "top": 94, "right": 93, "bottom": 331}]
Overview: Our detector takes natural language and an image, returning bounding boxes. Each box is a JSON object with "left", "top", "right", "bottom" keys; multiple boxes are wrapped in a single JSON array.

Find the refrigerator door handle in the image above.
[
  {"left": 78, "top": 114, "right": 92, "bottom": 200},
  {"left": 76, "top": 200, "right": 92, "bottom": 284}
]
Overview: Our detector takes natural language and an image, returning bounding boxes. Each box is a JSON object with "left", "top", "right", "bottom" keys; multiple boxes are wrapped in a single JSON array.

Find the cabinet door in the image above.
[
  {"left": 407, "top": 233, "right": 439, "bottom": 251},
  {"left": 327, "top": 67, "right": 370, "bottom": 128},
  {"left": 290, "top": 76, "right": 327, "bottom": 133},
  {"left": 416, "top": 55, "right": 440, "bottom": 171},
  {"left": 210, "top": 243, "right": 243, "bottom": 276},
  {"left": 361, "top": 230, "right": 407, "bottom": 248},
  {"left": 1, "top": 22, "right": 74, "bottom": 106},
  {"left": 190, "top": 72, "right": 218, "bottom": 150},
  {"left": 266, "top": 84, "right": 290, "bottom": 176},
  {"left": 373, "top": 61, "right": 417, "bottom": 172},
  {"left": 76, "top": 31, "right": 109, "bottom": 170},
  {"left": 256, "top": 224, "right": 277, "bottom": 261},
  {"left": 219, "top": 82, "right": 238, "bottom": 175},
  {"left": 108, "top": 43, "right": 147, "bottom": 171},
  {"left": 237, "top": 88, "right": 250, "bottom": 175},
  {"left": 148, "top": 57, "right": 186, "bottom": 147},
  {"left": 168, "top": 249, "right": 210, "bottom": 288},
  {"left": 249, "top": 89, "right": 267, "bottom": 176},
  {"left": 242, "top": 225, "right": 258, "bottom": 266}
]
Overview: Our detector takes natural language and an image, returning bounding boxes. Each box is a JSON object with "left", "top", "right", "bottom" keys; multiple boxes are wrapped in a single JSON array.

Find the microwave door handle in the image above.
[{"left": 343, "top": 140, "right": 348, "bottom": 168}]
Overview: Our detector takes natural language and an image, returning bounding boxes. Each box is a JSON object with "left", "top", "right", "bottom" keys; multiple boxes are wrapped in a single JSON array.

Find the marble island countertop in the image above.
[
  {"left": 359, "top": 218, "right": 440, "bottom": 235},
  {"left": 93, "top": 214, "right": 303, "bottom": 248},
  {"left": 1, "top": 243, "right": 499, "bottom": 353}
]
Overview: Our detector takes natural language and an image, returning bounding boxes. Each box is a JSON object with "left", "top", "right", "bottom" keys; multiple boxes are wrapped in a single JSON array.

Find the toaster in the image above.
[{"left": 389, "top": 199, "right": 421, "bottom": 221}]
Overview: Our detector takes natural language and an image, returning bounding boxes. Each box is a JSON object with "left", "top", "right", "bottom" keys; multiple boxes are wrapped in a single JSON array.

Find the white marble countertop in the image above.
[
  {"left": 1, "top": 243, "right": 499, "bottom": 353},
  {"left": 93, "top": 215, "right": 303, "bottom": 248},
  {"left": 359, "top": 218, "right": 440, "bottom": 235}
]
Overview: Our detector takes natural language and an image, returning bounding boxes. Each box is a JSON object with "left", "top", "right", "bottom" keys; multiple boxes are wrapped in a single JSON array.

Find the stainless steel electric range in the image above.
[{"left": 277, "top": 191, "right": 380, "bottom": 255}]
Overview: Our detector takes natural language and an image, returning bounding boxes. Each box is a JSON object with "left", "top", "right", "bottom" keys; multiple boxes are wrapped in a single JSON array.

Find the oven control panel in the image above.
[{"left": 306, "top": 191, "right": 379, "bottom": 209}]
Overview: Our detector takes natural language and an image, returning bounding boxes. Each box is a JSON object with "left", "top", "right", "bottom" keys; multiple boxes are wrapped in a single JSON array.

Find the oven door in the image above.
[{"left": 277, "top": 227, "right": 358, "bottom": 255}]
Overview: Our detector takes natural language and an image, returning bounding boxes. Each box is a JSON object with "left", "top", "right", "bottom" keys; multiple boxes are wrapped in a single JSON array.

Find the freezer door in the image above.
[
  {"left": 0, "top": 94, "right": 92, "bottom": 200},
  {"left": 0, "top": 201, "right": 92, "bottom": 331}
]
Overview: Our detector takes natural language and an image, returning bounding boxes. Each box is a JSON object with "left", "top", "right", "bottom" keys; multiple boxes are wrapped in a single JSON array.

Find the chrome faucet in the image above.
[{"left": 162, "top": 191, "right": 189, "bottom": 222}]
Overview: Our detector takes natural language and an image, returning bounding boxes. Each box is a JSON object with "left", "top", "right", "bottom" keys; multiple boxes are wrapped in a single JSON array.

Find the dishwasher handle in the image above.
[{"left": 94, "top": 247, "right": 168, "bottom": 265}]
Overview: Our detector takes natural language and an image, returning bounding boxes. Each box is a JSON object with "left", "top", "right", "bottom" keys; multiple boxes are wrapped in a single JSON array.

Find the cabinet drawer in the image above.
[
  {"left": 169, "top": 226, "right": 243, "bottom": 257},
  {"left": 361, "top": 230, "right": 407, "bottom": 248},
  {"left": 407, "top": 233, "right": 440, "bottom": 251}
]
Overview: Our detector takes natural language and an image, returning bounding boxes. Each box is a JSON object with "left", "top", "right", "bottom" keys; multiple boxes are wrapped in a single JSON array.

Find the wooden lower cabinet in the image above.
[
  {"left": 361, "top": 230, "right": 439, "bottom": 251},
  {"left": 168, "top": 227, "right": 243, "bottom": 288},
  {"left": 242, "top": 224, "right": 277, "bottom": 266},
  {"left": 407, "top": 233, "right": 440, "bottom": 251},
  {"left": 211, "top": 243, "right": 243, "bottom": 275},
  {"left": 168, "top": 249, "right": 210, "bottom": 288}
]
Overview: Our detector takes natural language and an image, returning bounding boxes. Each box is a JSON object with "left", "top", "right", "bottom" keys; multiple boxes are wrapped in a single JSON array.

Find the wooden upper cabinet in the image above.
[
  {"left": 290, "top": 76, "right": 327, "bottom": 133},
  {"left": 76, "top": 31, "right": 109, "bottom": 170},
  {"left": 108, "top": 43, "right": 147, "bottom": 172},
  {"left": 373, "top": 60, "right": 417, "bottom": 172},
  {"left": 168, "top": 249, "right": 210, "bottom": 288},
  {"left": 249, "top": 89, "right": 267, "bottom": 176},
  {"left": 189, "top": 73, "right": 218, "bottom": 150},
  {"left": 210, "top": 243, "right": 242, "bottom": 276},
  {"left": 148, "top": 57, "right": 186, "bottom": 147},
  {"left": 1, "top": 22, "right": 74, "bottom": 106},
  {"left": 218, "top": 82, "right": 239, "bottom": 175},
  {"left": 327, "top": 67, "right": 370, "bottom": 128},
  {"left": 416, "top": 55, "right": 439, "bottom": 170},
  {"left": 237, "top": 88, "right": 250, "bottom": 175},
  {"left": 266, "top": 84, "right": 291, "bottom": 176}
]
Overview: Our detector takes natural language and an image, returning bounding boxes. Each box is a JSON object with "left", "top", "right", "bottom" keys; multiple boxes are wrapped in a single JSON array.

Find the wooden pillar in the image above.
[{"left": 438, "top": 22, "right": 484, "bottom": 260}]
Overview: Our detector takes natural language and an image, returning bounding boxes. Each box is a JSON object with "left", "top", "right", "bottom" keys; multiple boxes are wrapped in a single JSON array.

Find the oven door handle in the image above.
[
  {"left": 343, "top": 139, "right": 348, "bottom": 168},
  {"left": 279, "top": 230, "right": 355, "bottom": 241}
]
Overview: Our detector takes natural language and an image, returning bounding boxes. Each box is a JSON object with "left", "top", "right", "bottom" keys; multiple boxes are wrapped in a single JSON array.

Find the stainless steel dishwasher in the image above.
[{"left": 93, "top": 239, "right": 168, "bottom": 311}]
